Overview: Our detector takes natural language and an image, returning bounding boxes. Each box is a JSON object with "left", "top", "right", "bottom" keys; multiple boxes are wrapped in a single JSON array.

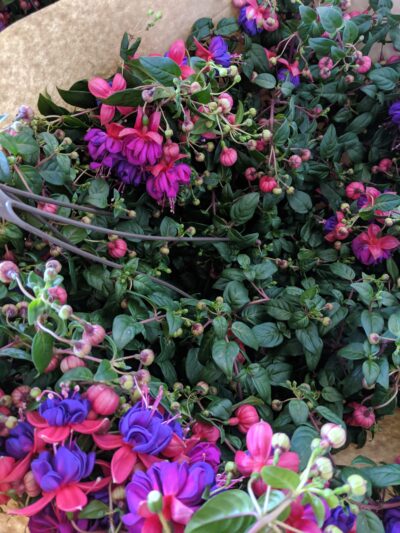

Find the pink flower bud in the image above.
[
  {"left": 139, "top": 348, "right": 155, "bottom": 366},
  {"left": 163, "top": 142, "right": 181, "bottom": 160},
  {"left": 218, "top": 93, "right": 234, "bottom": 113},
  {"left": 345, "top": 181, "right": 365, "bottom": 200},
  {"left": 378, "top": 158, "right": 393, "bottom": 172},
  {"left": 48, "top": 286, "right": 68, "bottom": 305},
  {"left": 44, "top": 355, "right": 60, "bottom": 373},
  {"left": 82, "top": 324, "right": 106, "bottom": 346},
  {"left": 289, "top": 154, "right": 302, "bottom": 169},
  {"left": 259, "top": 176, "right": 277, "bottom": 193},
  {"left": 38, "top": 202, "right": 58, "bottom": 214},
  {"left": 11, "top": 385, "right": 31, "bottom": 408},
  {"left": 60, "top": 355, "right": 86, "bottom": 373},
  {"left": 86, "top": 384, "right": 119, "bottom": 416},
  {"left": 107, "top": 239, "right": 128, "bottom": 258},
  {"left": 300, "top": 149, "right": 312, "bottom": 161},
  {"left": 73, "top": 340, "right": 92, "bottom": 358},
  {"left": 24, "top": 471, "right": 41, "bottom": 497},
  {"left": 234, "top": 405, "right": 260, "bottom": 433},
  {"left": 318, "top": 57, "right": 334, "bottom": 70},
  {"left": 245, "top": 167, "right": 258, "bottom": 181},
  {"left": 320, "top": 67, "right": 332, "bottom": 79},
  {"left": 320, "top": 423, "right": 346, "bottom": 449},
  {"left": 192, "top": 421, "right": 220, "bottom": 442},
  {"left": 355, "top": 55, "right": 372, "bottom": 74},
  {"left": 346, "top": 402, "right": 375, "bottom": 429},
  {"left": 45, "top": 260, "right": 62, "bottom": 273},
  {"left": 220, "top": 147, "right": 238, "bottom": 167},
  {"left": 0, "top": 261, "right": 19, "bottom": 284}
]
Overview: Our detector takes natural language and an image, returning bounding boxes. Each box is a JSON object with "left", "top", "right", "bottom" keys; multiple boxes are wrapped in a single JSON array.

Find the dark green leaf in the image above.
[
  {"left": 289, "top": 400, "right": 309, "bottom": 425},
  {"left": 231, "top": 322, "right": 259, "bottom": 350},
  {"left": 261, "top": 466, "right": 300, "bottom": 491},
  {"left": 212, "top": 340, "right": 240, "bottom": 380},
  {"left": 230, "top": 193, "right": 260, "bottom": 225},
  {"left": 253, "top": 323, "right": 284, "bottom": 348},
  {"left": 31, "top": 331, "right": 54, "bottom": 374},
  {"left": 356, "top": 511, "right": 384, "bottom": 533}
]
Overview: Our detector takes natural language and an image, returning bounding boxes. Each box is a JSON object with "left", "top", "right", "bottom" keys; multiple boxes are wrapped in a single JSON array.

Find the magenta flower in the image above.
[
  {"left": 27, "top": 392, "right": 106, "bottom": 444},
  {"left": 84, "top": 122, "right": 124, "bottom": 169},
  {"left": 121, "top": 107, "right": 164, "bottom": 165},
  {"left": 88, "top": 73, "right": 133, "bottom": 125},
  {"left": 235, "top": 421, "right": 299, "bottom": 495},
  {"left": 195, "top": 36, "right": 231, "bottom": 67},
  {"left": 352, "top": 224, "right": 400, "bottom": 265},
  {"left": 10, "top": 443, "right": 110, "bottom": 517},
  {"left": 166, "top": 40, "right": 195, "bottom": 79},
  {"left": 123, "top": 461, "right": 215, "bottom": 532}
]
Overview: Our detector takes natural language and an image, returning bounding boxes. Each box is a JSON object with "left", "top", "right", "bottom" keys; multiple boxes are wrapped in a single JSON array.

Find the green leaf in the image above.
[
  {"left": 31, "top": 331, "right": 54, "bottom": 374},
  {"left": 388, "top": 312, "right": 400, "bottom": 337},
  {"left": 58, "top": 83, "right": 97, "bottom": 109},
  {"left": 207, "top": 398, "right": 233, "bottom": 420},
  {"left": 57, "top": 367, "right": 93, "bottom": 388},
  {"left": 361, "top": 310, "right": 384, "bottom": 336},
  {"left": 299, "top": 5, "right": 317, "bottom": 24},
  {"left": 296, "top": 324, "right": 323, "bottom": 370},
  {"left": 291, "top": 426, "right": 319, "bottom": 469},
  {"left": 351, "top": 282, "right": 374, "bottom": 305},
  {"left": 253, "top": 323, "right": 284, "bottom": 348},
  {"left": 230, "top": 193, "right": 260, "bottom": 225},
  {"left": 215, "top": 17, "right": 239, "bottom": 36},
  {"left": 341, "top": 338, "right": 370, "bottom": 358},
  {"left": 27, "top": 299, "right": 47, "bottom": 325},
  {"left": 261, "top": 466, "right": 300, "bottom": 491},
  {"left": 356, "top": 511, "right": 384, "bottom": 533},
  {"left": 343, "top": 20, "right": 359, "bottom": 42},
  {"left": 252, "top": 261, "right": 277, "bottom": 280},
  {"left": 347, "top": 112, "right": 373, "bottom": 134},
  {"left": 369, "top": 67, "right": 398, "bottom": 91},
  {"left": 253, "top": 73, "right": 276, "bottom": 89},
  {"left": 371, "top": 193, "right": 400, "bottom": 212},
  {"left": 329, "top": 262, "right": 355, "bottom": 281},
  {"left": 103, "top": 88, "right": 143, "bottom": 106},
  {"left": 186, "top": 490, "right": 255, "bottom": 533},
  {"left": 86, "top": 179, "right": 109, "bottom": 208},
  {"left": 315, "top": 405, "right": 345, "bottom": 427},
  {"left": 288, "top": 190, "right": 312, "bottom": 214},
  {"left": 94, "top": 360, "right": 118, "bottom": 382},
  {"left": 39, "top": 158, "right": 70, "bottom": 186},
  {"left": 264, "top": 300, "right": 292, "bottom": 321},
  {"left": 309, "top": 37, "right": 338, "bottom": 57},
  {"left": 317, "top": 6, "right": 343, "bottom": 33},
  {"left": 0, "top": 348, "right": 31, "bottom": 361},
  {"left": 320, "top": 125, "right": 338, "bottom": 159},
  {"left": 212, "top": 340, "right": 240, "bottom": 380},
  {"left": 289, "top": 399, "right": 309, "bottom": 425},
  {"left": 213, "top": 316, "right": 228, "bottom": 339},
  {"left": 362, "top": 360, "right": 380, "bottom": 385},
  {"left": 223, "top": 281, "right": 249, "bottom": 310},
  {"left": 231, "top": 322, "right": 259, "bottom": 350},
  {"left": 0, "top": 152, "right": 10, "bottom": 180},
  {"left": 38, "top": 94, "right": 69, "bottom": 116},
  {"left": 112, "top": 315, "right": 139, "bottom": 349},
  {"left": 139, "top": 56, "right": 181, "bottom": 86},
  {"left": 361, "top": 464, "right": 400, "bottom": 488},
  {"left": 321, "top": 386, "right": 343, "bottom": 402},
  {"left": 79, "top": 500, "right": 109, "bottom": 520}
]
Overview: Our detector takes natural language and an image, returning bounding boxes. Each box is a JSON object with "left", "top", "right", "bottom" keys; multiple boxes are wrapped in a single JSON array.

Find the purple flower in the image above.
[
  {"left": 239, "top": 7, "right": 259, "bottom": 35},
  {"left": 84, "top": 123, "right": 124, "bottom": 169},
  {"left": 28, "top": 504, "right": 103, "bottom": 533},
  {"left": 39, "top": 393, "right": 90, "bottom": 427},
  {"left": 389, "top": 101, "right": 400, "bottom": 125},
  {"left": 123, "top": 461, "right": 215, "bottom": 531},
  {"left": 32, "top": 443, "right": 95, "bottom": 492},
  {"left": 115, "top": 160, "right": 147, "bottom": 185},
  {"left": 119, "top": 403, "right": 177, "bottom": 455},
  {"left": 5, "top": 421, "right": 34, "bottom": 459},
  {"left": 146, "top": 162, "right": 191, "bottom": 208},
  {"left": 188, "top": 442, "right": 221, "bottom": 471},
  {"left": 196, "top": 37, "right": 231, "bottom": 67},
  {"left": 277, "top": 68, "right": 300, "bottom": 87},
  {"left": 324, "top": 215, "right": 338, "bottom": 232},
  {"left": 384, "top": 497, "right": 400, "bottom": 533},
  {"left": 120, "top": 108, "right": 163, "bottom": 166},
  {"left": 324, "top": 506, "right": 356, "bottom": 533}
]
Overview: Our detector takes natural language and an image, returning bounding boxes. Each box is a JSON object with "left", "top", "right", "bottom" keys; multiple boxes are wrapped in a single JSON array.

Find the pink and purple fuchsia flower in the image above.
[
  {"left": 351, "top": 224, "right": 400, "bottom": 265},
  {"left": 88, "top": 73, "right": 134, "bottom": 125},
  {"left": 195, "top": 36, "right": 231, "bottom": 67},
  {"left": 5, "top": 421, "right": 35, "bottom": 459},
  {"left": 123, "top": 460, "right": 215, "bottom": 532},
  {"left": 389, "top": 101, "right": 400, "bottom": 126}
]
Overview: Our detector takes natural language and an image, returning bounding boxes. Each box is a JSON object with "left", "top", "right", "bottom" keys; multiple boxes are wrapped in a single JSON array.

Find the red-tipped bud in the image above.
[
  {"left": 82, "top": 324, "right": 106, "bottom": 346},
  {"left": 87, "top": 384, "right": 120, "bottom": 416},
  {"left": 107, "top": 239, "right": 128, "bottom": 259},
  {"left": 60, "top": 355, "right": 86, "bottom": 374}
]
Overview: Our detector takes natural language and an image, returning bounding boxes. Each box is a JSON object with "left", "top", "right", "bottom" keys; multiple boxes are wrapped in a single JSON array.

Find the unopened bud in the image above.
[
  {"left": 347, "top": 474, "right": 368, "bottom": 497},
  {"left": 147, "top": 490, "right": 163, "bottom": 514},
  {"left": 271, "top": 433, "right": 290, "bottom": 452}
]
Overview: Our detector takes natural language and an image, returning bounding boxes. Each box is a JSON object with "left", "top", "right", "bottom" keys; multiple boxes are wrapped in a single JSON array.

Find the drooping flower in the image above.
[
  {"left": 115, "top": 159, "right": 148, "bottom": 185},
  {"left": 27, "top": 392, "right": 106, "bottom": 444},
  {"left": 238, "top": 0, "right": 279, "bottom": 35},
  {"left": 187, "top": 442, "right": 221, "bottom": 471},
  {"left": 28, "top": 504, "right": 93, "bottom": 533},
  {"left": 88, "top": 73, "right": 134, "bottom": 125},
  {"left": 195, "top": 36, "right": 231, "bottom": 67},
  {"left": 277, "top": 59, "right": 301, "bottom": 87},
  {"left": 192, "top": 421, "right": 220, "bottom": 443},
  {"left": 384, "top": 497, "right": 400, "bottom": 533},
  {"left": 324, "top": 212, "right": 350, "bottom": 242},
  {"left": 0, "top": 453, "right": 31, "bottom": 504},
  {"left": 285, "top": 499, "right": 325, "bottom": 533},
  {"left": 121, "top": 107, "right": 164, "bottom": 166},
  {"left": 356, "top": 186, "right": 380, "bottom": 209},
  {"left": 9, "top": 443, "right": 109, "bottom": 516},
  {"left": 352, "top": 224, "right": 400, "bottom": 265},
  {"left": 166, "top": 39, "right": 195, "bottom": 79},
  {"left": 5, "top": 421, "right": 34, "bottom": 459},
  {"left": 123, "top": 461, "right": 215, "bottom": 532},
  {"left": 84, "top": 123, "right": 124, "bottom": 169},
  {"left": 389, "top": 101, "right": 400, "bottom": 125},
  {"left": 235, "top": 421, "right": 299, "bottom": 495},
  {"left": 346, "top": 181, "right": 365, "bottom": 200},
  {"left": 228, "top": 405, "right": 260, "bottom": 433},
  {"left": 323, "top": 505, "right": 356, "bottom": 533},
  {"left": 345, "top": 402, "right": 376, "bottom": 429}
]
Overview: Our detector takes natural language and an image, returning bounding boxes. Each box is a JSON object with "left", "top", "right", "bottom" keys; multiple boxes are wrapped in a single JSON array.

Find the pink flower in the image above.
[
  {"left": 166, "top": 40, "right": 195, "bottom": 79},
  {"left": 192, "top": 422, "right": 220, "bottom": 443},
  {"left": 107, "top": 239, "right": 128, "bottom": 258},
  {"left": 324, "top": 212, "right": 350, "bottom": 242},
  {"left": 285, "top": 499, "right": 322, "bottom": 533},
  {"left": 378, "top": 158, "right": 393, "bottom": 173},
  {"left": 88, "top": 74, "right": 134, "bottom": 125},
  {"left": 356, "top": 55, "right": 372, "bottom": 73},
  {"left": 38, "top": 202, "right": 58, "bottom": 214},
  {"left": 235, "top": 421, "right": 299, "bottom": 495},
  {"left": 352, "top": 224, "right": 400, "bottom": 265},
  {"left": 318, "top": 57, "right": 334, "bottom": 70},
  {"left": 345, "top": 402, "right": 376, "bottom": 429},
  {"left": 289, "top": 154, "right": 302, "bottom": 169},
  {"left": 259, "top": 176, "right": 277, "bottom": 192},
  {"left": 0, "top": 454, "right": 31, "bottom": 505},
  {"left": 228, "top": 405, "right": 260, "bottom": 433},
  {"left": 121, "top": 107, "right": 163, "bottom": 166},
  {"left": 48, "top": 286, "right": 68, "bottom": 305},
  {"left": 245, "top": 167, "right": 257, "bottom": 181},
  {"left": 220, "top": 147, "right": 238, "bottom": 167},
  {"left": 346, "top": 181, "right": 365, "bottom": 200}
]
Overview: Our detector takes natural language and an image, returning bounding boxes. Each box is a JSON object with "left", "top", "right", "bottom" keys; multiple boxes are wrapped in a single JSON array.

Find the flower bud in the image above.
[
  {"left": 0, "top": 261, "right": 19, "bottom": 284},
  {"left": 73, "top": 340, "right": 92, "bottom": 358},
  {"left": 313, "top": 457, "right": 333, "bottom": 480},
  {"left": 87, "top": 384, "right": 119, "bottom": 416},
  {"left": 220, "top": 147, "right": 238, "bottom": 167},
  {"left": 271, "top": 432, "right": 290, "bottom": 452},
  {"left": 120, "top": 374, "right": 134, "bottom": 390},
  {"left": 191, "top": 323, "right": 204, "bottom": 336},
  {"left": 24, "top": 471, "right": 41, "bottom": 497},
  {"left": 147, "top": 490, "right": 163, "bottom": 514},
  {"left": 288, "top": 154, "right": 302, "bottom": 169},
  {"left": 139, "top": 348, "right": 155, "bottom": 366},
  {"left": 60, "top": 355, "right": 86, "bottom": 374},
  {"left": 259, "top": 176, "right": 277, "bottom": 193},
  {"left": 11, "top": 385, "right": 30, "bottom": 408},
  {"left": 368, "top": 333, "right": 380, "bottom": 345},
  {"left": 320, "top": 423, "right": 346, "bottom": 449},
  {"left": 48, "top": 286, "right": 68, "bottom": 305},
  {"left": 196, "top": 381, "right": 209, "bottom": 396},
  {"left": 107, "top": 239, "right": 128, "bottom": 259},
  {"left": 45, "top": 260, "right": 62, "bottom": 273},
  {"left": 2, "top": 304, "right": 18, "bottom": 318},
  {"left": 271, "top": 399, "right": 283, "bottom": 411},
  {"left": 44, "top": 355, "right": 60, "bottom": 373},
  {"left": 347, "top": 474, "right": 368, "bottom": 497},
  {"left": 82, "top": 324, "right": 106, "bottom": 346},
  {"left": 30, "top": 387, "right": 41, "bottom": 399},
  {"left": 58, "top": 305, "right": 73, "bottom": 320},
  {"left": 5, "top": 416, "right": 18, "bottom": 429},
  {"left": 111, "top": 486, "right": 126, "bottom": 502},
  {"left": 324, "top": 526, "right": 344, "bottom": 533},
  {"left": 300, "top": 149, "right": 312, "bottom": 161}
]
